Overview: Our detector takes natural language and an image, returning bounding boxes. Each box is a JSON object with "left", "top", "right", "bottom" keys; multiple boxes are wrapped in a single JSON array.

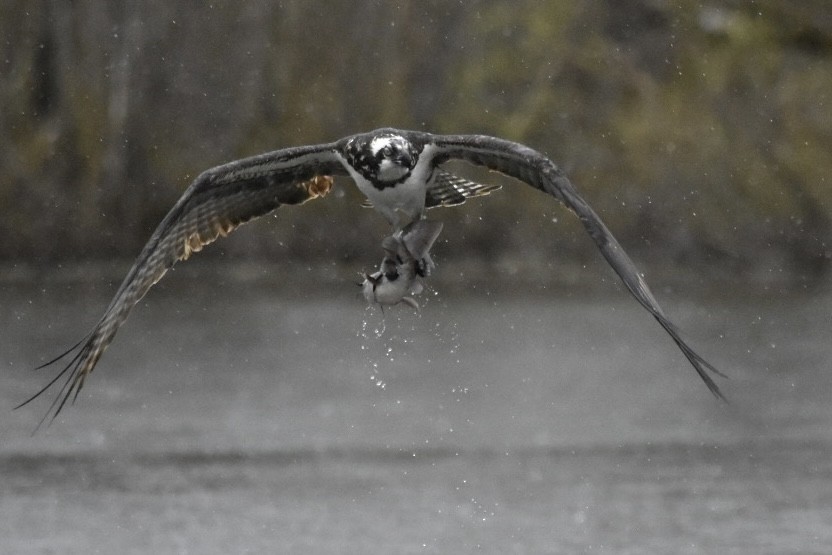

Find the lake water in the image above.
[{"left": 1, "top": 267, "right": 830, "bottom": 554}]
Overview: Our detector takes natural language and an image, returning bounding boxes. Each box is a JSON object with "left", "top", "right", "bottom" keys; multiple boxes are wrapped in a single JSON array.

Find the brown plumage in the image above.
[{"left": 20, "top": 142, "right": 348, "bottom": 428}]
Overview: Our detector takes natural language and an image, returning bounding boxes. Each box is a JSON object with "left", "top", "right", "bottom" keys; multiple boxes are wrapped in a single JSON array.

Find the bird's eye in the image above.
[{"left": 382, "top": 146, "right": 393, "bottom": 157}]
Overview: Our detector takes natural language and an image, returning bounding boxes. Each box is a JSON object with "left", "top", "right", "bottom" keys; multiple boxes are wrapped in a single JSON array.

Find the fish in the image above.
[{"left": 362, "top": 220, "right": 444, "bottom": 311}]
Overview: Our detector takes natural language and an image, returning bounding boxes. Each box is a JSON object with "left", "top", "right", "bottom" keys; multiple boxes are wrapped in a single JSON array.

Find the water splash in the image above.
[{"left": 359, "top": 306, "right": 386, "bottom": 339}]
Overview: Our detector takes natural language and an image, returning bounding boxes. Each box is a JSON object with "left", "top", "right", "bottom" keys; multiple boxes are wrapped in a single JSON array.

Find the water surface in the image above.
[{"left": 2, "top": 272, "right": 830, "bottom": 553}]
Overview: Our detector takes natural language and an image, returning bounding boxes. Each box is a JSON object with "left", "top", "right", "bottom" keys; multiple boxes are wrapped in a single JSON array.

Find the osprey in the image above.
[{"left": 21, "top": 128, "right": 726, "bottom": 427}]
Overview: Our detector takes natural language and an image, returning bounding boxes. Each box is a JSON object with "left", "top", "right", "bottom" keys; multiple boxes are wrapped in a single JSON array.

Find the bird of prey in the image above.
[{"left": 20, "top": 127, "right": 726, "bottom": 427}]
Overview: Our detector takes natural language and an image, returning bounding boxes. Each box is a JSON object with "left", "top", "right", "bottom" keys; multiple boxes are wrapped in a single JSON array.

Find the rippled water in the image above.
[{"left": 1, "top": 271, "right": 830, "bottom": 553}]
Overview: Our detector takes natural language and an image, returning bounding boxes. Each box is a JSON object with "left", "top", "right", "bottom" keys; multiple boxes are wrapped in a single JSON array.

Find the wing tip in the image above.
[
  {"left": 676, "top": 335, "right": 729, "bottom": 402},
  {"left": 18, "top": 336, "right": 97, "bottom": 433},
  {"left": 700, "top": 367, "right": 728, "bottom": 403}
]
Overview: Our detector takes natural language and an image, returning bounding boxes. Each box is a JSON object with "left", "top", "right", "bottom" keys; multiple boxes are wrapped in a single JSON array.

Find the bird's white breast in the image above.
[{"left": 337, "top": 144, "right": 438, "bottom": 225}]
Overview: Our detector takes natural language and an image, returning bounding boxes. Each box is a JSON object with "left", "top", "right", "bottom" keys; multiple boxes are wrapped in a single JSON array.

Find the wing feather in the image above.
[
  {"left": 425, "top": 169, "right": 502, "bottom": 208},
  {"left": 428, "top": 133, "right": 726, "bottom": 400},
  {"left": 20, "top": 143, "right": 346, "bottom": 427}
]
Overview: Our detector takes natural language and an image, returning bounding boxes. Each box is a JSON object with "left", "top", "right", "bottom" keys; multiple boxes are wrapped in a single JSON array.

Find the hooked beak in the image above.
[{"left": 396, "top": 151, "right": 414, "bottom": 169}]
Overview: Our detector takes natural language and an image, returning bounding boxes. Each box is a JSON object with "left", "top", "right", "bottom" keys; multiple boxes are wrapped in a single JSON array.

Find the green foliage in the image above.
[{"left": 0, "top": 0, "right": 829, "bottom": 281}]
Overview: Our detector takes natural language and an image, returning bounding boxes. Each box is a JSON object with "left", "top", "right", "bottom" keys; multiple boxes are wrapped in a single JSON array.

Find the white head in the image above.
[{"left": 370, "top": 135, "right": 415, "bottom": 183}]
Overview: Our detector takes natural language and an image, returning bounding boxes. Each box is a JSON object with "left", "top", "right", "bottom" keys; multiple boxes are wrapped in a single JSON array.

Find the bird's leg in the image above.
[
  {"left": 412, "top": 211, "right": 431, "bottom": 274},
  {"left": 399, "top": 219, "right": 442, "bottom": 278}
]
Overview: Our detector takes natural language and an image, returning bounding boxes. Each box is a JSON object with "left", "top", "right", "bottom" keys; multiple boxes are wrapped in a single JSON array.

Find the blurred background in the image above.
[
  {"left": 1, "top": 0, "right": 829, "bottom": 284},
  {"left": 2, "top": 1, "right": 832, "bottom": 553}
]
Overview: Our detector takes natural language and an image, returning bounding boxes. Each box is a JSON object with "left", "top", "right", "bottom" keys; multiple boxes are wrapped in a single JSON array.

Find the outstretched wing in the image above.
[
  {"left": 20, "top": 142, "right": 348, "bottom": 427},
  {"left": 426, "top": 132, "right": 726, "bottom": 399}
]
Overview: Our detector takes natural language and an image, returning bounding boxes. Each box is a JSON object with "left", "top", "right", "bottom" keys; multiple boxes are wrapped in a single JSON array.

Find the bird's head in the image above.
[
  {"left": 370, "top": 134, "right": 416, "bottom": 181},
  {"left": 346, "top": 132, "right": 419, "bottom": 185}
]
